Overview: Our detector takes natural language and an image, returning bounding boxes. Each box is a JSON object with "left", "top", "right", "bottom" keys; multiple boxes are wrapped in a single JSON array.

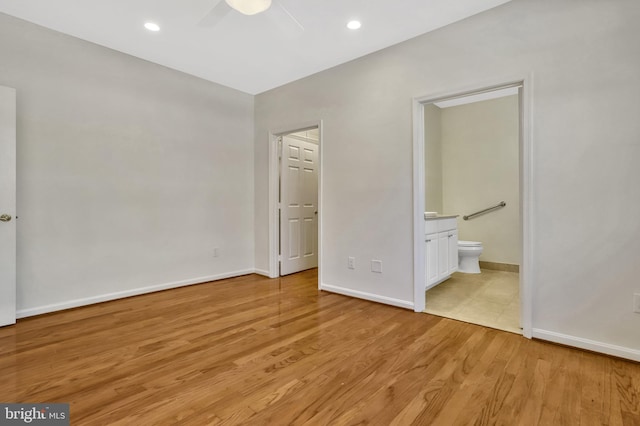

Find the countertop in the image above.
[{"left": 424, "top": 214, "right": 459, "bottom": 220}]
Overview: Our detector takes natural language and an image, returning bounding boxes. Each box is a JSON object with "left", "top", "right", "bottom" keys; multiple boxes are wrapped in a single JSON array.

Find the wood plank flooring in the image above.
[{"left": 0, "top": 269, "right": 638, "bottom": 425}]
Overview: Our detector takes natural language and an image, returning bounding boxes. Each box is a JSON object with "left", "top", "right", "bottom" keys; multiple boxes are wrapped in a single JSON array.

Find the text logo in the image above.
[{"left": 1, "top": 404, "right": 69, "bottom": 425}]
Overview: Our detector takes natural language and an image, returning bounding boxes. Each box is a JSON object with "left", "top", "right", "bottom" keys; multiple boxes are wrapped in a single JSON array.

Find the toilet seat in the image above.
[{"left": 458, "top": 240, "right": 482, "bottom": 247}]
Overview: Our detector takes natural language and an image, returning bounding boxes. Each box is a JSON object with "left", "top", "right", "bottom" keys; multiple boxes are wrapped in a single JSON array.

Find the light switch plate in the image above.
[
  {"left": 634, "top": 293, "right": 640, "bottom": 313},
  {"left": 371, "top": 260, "right": 382, "bottom": 273}
]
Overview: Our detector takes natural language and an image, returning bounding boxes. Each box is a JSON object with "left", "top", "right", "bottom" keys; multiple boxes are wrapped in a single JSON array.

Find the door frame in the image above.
[
  {"left": 0, "top": 85, "right": 17, "bottom": 327},
  {"left": 268, "top": 120, "right": 323, "bottom": 283},
  {"left": 412, "top": 75, "right": 534, "bottom": 338}
]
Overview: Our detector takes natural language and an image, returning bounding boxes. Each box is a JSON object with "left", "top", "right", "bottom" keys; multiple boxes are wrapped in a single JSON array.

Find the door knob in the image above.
[{"left": 0, "top": 214, "right": 12, "bottom": 222}]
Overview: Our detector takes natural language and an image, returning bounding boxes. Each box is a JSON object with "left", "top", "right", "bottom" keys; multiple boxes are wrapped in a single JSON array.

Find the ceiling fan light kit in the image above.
[{"left": 225, "top": 0, "right": 272, "bottom": 15}]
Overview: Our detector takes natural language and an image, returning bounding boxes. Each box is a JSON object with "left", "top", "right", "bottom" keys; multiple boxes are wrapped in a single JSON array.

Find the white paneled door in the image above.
[
  {"left": 280, "top": 135, "right": 318, "bottom": 276},
  {"left": 0, "top": 86, "right": 16, "bottom": 327}
]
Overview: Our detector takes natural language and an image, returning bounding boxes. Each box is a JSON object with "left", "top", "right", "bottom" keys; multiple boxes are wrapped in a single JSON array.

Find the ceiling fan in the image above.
[
  {"left": 199, "top": 0, "right": 303, "bottom": 31},
  {"left": 225, "top": 0, "right": 272, "bottom": 15}
]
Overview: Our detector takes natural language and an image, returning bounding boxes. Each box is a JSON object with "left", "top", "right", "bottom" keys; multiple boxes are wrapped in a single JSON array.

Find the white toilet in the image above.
[{"left": 458, "top": 240, "right": 483, "bottom": 274}]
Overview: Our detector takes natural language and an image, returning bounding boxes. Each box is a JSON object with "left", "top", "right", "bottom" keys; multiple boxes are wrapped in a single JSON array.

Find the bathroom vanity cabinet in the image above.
[{"left": 425, "top": 216, "right": 458, "bottom": 290}]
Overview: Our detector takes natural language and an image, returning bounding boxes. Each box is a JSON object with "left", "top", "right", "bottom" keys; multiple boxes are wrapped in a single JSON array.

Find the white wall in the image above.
[
  {"left": 441, "top": 95, "right": 520, "bottom": 265},
  {"left": 0, "top": 13, "right": 255, "bottom": 315},
  {"left": 255, "top": 0, "right": 640, "bottom": 357},
  {"left": 424, "top": 104, "right": 443, "bottom": 213}
]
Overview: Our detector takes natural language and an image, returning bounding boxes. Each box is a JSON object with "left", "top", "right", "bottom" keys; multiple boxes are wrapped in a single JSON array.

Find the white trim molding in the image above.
[
  {"left": 412, "top": 96, "right": 426, "bottom": 313},
  {"left": 253, "top": 268, "right": 271, "bottom": 277},
  {"left": 320, "top": 283, "right": 414, "bottom": 310},
  {"left": 16, "top": 269, "right": 256, "bottom": 319},
  {"left": 532, "top": 329, "right": 640, "bottom": 363}
]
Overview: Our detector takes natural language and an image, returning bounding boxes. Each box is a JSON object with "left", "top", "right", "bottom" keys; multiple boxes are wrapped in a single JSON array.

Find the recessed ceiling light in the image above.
[
  {"left": 144, "top": 22, "right": 160, "bottom": 32},
  {"left": 347, "top": 20, "right": 361, "bottom": 30}
]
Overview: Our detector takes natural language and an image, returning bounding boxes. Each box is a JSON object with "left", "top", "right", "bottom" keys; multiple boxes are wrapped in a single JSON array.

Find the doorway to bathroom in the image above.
[{"left": 412, "top": 80, "right": 533, "bottom": 338}]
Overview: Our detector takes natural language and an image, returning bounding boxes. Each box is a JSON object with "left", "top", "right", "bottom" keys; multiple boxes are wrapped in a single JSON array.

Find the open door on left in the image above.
[
  {"left": 0, "top": 86, "right": 16, "bottom": 327},
  {"left": 279, "top": 134, "right": 318, "bottom": 276}
]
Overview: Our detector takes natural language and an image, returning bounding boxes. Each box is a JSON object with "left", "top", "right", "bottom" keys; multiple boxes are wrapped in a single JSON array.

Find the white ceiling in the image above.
[{"left": 0, "top": 0, "right": 512, "bottom": 94}]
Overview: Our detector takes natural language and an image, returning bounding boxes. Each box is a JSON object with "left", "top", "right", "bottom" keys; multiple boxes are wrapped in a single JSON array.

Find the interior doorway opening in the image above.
[
  {"left": 268, "top": 122, "right": 322, "bottom": 282},
  {"left": 424, "top": 87, "right": 521, "bottom": 334},
  {"left": 278, "top": 129, "right": 319, "bottom": 276},
  {"left": 413, "top": 79, "right": 533, "bottom": 338}
]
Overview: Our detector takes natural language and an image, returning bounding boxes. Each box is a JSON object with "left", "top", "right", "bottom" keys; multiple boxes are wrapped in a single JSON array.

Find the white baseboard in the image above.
[
  {"left": 320, "top": 283, "right": 414, "bottom": 310},
  {"left": 253, "top": 268, "right": 272, "bottom": 277},
  {"left": 532, "top": 328, "right": 640, "bottom": 362},
  {"left": 16, "top": 269, "right": 255, "bottom": 319}
]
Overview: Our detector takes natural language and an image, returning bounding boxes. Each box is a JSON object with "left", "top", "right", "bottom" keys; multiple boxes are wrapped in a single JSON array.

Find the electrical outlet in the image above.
[
  {"left": 213, "top": 247, "right": 219, "bottom": 258},
  {"left": 634, "top": 293, "right": 640, "bottom": 313},
  {"left": 371, "top": 260, "right": 382, "bottom": 273},
  {"left": 348, "top": 257, "right": 355, "bottom": 270}
]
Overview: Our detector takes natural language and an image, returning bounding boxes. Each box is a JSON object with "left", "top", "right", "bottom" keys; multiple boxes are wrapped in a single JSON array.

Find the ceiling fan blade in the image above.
[
  {"left": 267, "top": 0, "right": 304, "bottom": 36},
  {"left": 198, "top": 0, "right": 231, "bottom": 27}
]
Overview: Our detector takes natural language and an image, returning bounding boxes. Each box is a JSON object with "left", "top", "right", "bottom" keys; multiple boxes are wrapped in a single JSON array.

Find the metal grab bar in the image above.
[{"left": 463, "top": 201, "right": 506, "bottom": 221}]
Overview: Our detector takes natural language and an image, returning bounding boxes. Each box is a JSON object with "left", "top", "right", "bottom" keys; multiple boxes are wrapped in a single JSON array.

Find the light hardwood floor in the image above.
[{"left": 1, "top": 269, "right": 639, "bottom": 425}]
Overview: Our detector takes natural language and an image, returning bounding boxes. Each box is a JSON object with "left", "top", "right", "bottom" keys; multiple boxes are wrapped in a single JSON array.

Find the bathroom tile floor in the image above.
[{"left": 424, "top": 269, "right": 521, "bottom": 334}]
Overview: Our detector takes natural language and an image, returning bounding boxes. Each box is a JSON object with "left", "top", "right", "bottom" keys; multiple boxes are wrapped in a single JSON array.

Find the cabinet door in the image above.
[
  {"left": 448, "top": 229, "right": 458, "bottom": 275},
  {"left": 438, "top": 231, "right": 450, "bottom": 280},
  {"left": 425, "top": 233, "right": 439, "bottom": 288}
]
